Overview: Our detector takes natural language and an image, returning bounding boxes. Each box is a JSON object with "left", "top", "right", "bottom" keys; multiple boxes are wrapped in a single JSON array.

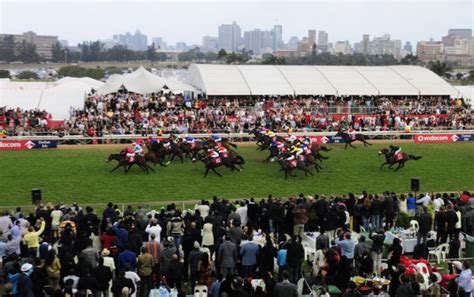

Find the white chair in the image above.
[
  {"left": 359, "top": 226, "right": 367, "bottom": 233},
  {"left": 410, "top": 220, "right": 419, "bottom": 235},
  {"left": 428, "top": 243, "right": 449, "bottom": 264},
  {"left": 194, "top": 285, "right": 208, "bottom": 297},
  {"left": 415, "top": 262, "right": 430, "bottom": 291}
]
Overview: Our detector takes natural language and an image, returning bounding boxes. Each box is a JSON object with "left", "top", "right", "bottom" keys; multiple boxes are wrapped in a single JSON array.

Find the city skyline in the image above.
[{"left": 1, "top": 0, "right": 471, "bottom": 47}]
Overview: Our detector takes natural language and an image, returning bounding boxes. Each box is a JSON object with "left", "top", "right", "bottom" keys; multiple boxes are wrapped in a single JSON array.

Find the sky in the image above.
[{"left": 0, "top": 0, "right": 472, "bottom": 47}]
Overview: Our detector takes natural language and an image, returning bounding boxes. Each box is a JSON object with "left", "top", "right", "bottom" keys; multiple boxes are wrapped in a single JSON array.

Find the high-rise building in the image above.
[
  {"left": 333, "top": 41, "right": 352, "bottom": 54},
  {"left": 175, "top": 42, "right": 188, "bottom": 51},
  {"left": 243, "top": 29, "right": 263, "bottom": 55},
  {"left": 113, "top": 30, "right": 148, "bottom": 51},
  {"left": 361, "top": 34, "right": 370, "bottom": 54},
  {"left": 308, "top": 30, "right": 317, "bottom": 46},
  {"left": 448, "top": 29, "right": 472, "bottom": 39},
  {"left": 273, "top": 25, "right": 283, "bottom": 51},
  {"left": 0, "top": 31, "right": 58, "bottom": 59},
  {"left": 287, "top": 36, "right": 299, "bottom": 51},
  {"left": 152, "top": 37, "right": 166, "bottom": 49},
  {"left": 403, "top": 41, "right": 413, "bottom": 54},
  {"left": 416, "top": 41, "right": 444, "bottom": 61},
  {"left": 202, "top": 36, "right": 218, "bottom": 52},
  {"left": 218, "top": 21, "right": 241, "bottom": 52},
  {"left": 261, "top": 30, "right": 274, "bottom": 51},
  {"left": 317, "top": 30, "right": 328, "bottom": 53},
  {"left": 369, "top": 34, "right": 402, "bottom": 59}
]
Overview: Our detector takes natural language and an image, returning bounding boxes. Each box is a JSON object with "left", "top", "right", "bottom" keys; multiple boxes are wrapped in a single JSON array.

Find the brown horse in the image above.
[
  {"left": 107, "top": 153, "right": 155, "bottom": 174},
  {"left": 379, "top": 148, "right": 422, "bottom": 171}
]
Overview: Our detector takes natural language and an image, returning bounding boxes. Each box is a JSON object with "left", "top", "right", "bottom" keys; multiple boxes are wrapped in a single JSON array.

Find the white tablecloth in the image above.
[
  {"left": 302, "top": 232, "right": 320, "bottom": 247},
  {"left": 385, "top": 231, "right": 417, "bottom": 253}
]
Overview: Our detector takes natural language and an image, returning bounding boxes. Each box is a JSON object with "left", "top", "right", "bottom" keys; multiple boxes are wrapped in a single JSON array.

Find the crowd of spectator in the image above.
[
  {"left": 1, "top": 190, "right": 474, "bottom": 297},
  {"left": 1, "top": 93, "right": 472, "bottom": 137}
]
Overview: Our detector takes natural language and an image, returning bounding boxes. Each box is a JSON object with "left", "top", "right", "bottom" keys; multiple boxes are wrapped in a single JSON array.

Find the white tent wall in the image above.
[
  {"left": 277, "top": 66, "right": 337, "bottom": 96},
  {"left": 1, "top": 89, "right": 42, "bottom": 110},
  {"left": 185, "top": 64, "right": 459, "bottom": 97},
  {"left": 454, "top": 85, "right": 474, "bottom": 107},
  {"left": 236, "top": 65, "right": 294, "bottom": 95},
  {"left": 314, "top": 66, "right": 379, "bottom": 96},
  {"left": 388, "top": 66, "right": 458, "bottom": 96},
  {"left": 352, "top": 66, "right": 419, "bottom": 96},
  {"left": 40, "top": 81, "right": 92, "bottom": 120},
  {"left": 55, "top": 77, "right": 104, "bottom": 89}
]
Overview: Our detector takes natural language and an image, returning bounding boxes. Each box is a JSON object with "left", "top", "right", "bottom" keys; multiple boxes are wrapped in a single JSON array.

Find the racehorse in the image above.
[
  {"left": 144, "top": 152, "right": 170, "bottom": 167},
  {"left": 277, "top": 155, "right": 314, "bottom": 179},
  {"left": 206, "top": 138, "right": 238, "bottom": 151},
  {"left": 107, "top": 153, "right": 155, "bottom": 174},
  {"left": 379, "top": 148, "right": 422, "bottom": 171},
  {"left": 179, "top": 140, "right": 208, "bottom": 160},
  {"left": 334, "top": 131, "right": 372, "bottom": 149},
  {"left": 148, "top": 141, "right": 185, "bottom": 163},
  {"left": 193, "top": 153, "right": 241, "bottom": 177}
]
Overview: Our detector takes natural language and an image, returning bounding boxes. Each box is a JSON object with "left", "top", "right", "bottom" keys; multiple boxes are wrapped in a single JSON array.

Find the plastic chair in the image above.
[
  {"left": 428, "top": 243, "right": 449, "bottom": 264},
  {"left": 194, "top": 285, "right": 208, "bottom": 297},
  {"left": 360, "top": 226, "right": 367, "bottom": 233}
]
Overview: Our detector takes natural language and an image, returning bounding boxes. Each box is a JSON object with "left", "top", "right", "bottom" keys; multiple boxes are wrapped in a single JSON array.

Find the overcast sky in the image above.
[{"left": 0, "top": 0, "right": 472, "bottom": 46}]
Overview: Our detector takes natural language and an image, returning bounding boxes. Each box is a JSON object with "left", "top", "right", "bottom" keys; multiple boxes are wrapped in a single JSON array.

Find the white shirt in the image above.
[
  {"left": 195, "top": 204, "right": 210, "bottom": 219},
  {"left": 433, "top": 198, "right": 444, "bottom": 212},
  {"left": 145, "top": 224, "right": 162, "bottom": 243},
  {"left": 416, "top": 194, "right": 431, "bottom": 207},
  {"left": 235, "top": 206, "right": 248, "bottom": 226},
  {"left": 125, "top": 271, "right": 141, "bottom": 297}
]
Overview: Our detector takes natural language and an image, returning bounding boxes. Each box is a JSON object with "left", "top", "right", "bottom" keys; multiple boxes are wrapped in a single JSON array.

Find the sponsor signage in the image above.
[
  {"left": 0, "top": 140, "right": 58, "bottom": 150},
  {"left": 414, "top": 134, "right": 474, "bottom": 143}
]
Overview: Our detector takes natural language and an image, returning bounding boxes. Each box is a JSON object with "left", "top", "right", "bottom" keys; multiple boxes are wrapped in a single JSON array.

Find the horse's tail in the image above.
[
  {"left": 228, "top": 142, "right": 238, "bottom": 149},
  {"left": 409, "top": 155, "right": 422, "bottom": 160}
]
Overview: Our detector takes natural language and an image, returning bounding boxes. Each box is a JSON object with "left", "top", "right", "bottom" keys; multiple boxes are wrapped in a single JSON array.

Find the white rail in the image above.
[{"left": 3, "top": 129, "right": 474, "bottom": 142}]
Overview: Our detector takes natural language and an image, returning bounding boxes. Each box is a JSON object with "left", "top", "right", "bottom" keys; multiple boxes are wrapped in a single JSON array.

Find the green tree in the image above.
[
  {"left": 51, "top": 42, "right": 65, "bottom": 62},
  {"left": 105, "top": 45, "right": 134, "bottom": 61},
  {"left": 428, "top": 60, "right": 453, "bottom": 78},
  {"left": 147, "top": 43, "right": 157, "bottom": 61},
  {"left": 105, "top": 66, "right": 124, "bottom": 75},
  {"left": 157, "top": 52, "right": 168, "bottom": 61},
  {"left": 0, "top": 35, "right": 17, "bottom": 62},
  {"left": 400, "top": 54, "right": 419, "bottom": 65},
  {"left": 0, "top": 69, "right": 10, "bottom": 78},
  {"left": 17, "top": 71, "right": 39, "bottom": 79},
  {"left": 58, "top": 65, "right": 104, "bottom": 79},
  {"left": 17, "top": 40, "right": 40, "bottom": 63},
  {"left": 217, "top": 49, "right": 227, "bottom": 59}
]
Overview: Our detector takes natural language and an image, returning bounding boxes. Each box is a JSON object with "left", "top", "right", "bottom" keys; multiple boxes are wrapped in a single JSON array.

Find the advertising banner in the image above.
[
  {"left": 0, "top": 140, "right": 58, "bottom": 150},
  {"left": 413, "top": 134, "right": 456, "bottom": 143}
]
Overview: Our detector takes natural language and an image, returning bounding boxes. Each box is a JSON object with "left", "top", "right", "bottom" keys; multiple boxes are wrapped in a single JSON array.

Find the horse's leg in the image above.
[
  {"left": 147, "top": 163, "right": 155, "bottom": 172},
  {"left": 109, "top": 164, "right": 122, "bottom": 173},
  {"left": 380, "top": 162, "right": 387, "bottom": 170},
  {"left": 344, "top": 142, "right": 348, "bottom": 150},
  {"left": 204, "top": 167, "right": 210, "bottom": 178},
  {"left": 349, "top": 142, "right": 356, "bottom": 149},
  {"left": 394, "top": 163, "right": 402, "bottom": 171},
  {"left": 211, "top": 167, "right": 222, "bottom": 177},
  {"left": 125, "top": 164, "right": 133, "bottom": 174}
]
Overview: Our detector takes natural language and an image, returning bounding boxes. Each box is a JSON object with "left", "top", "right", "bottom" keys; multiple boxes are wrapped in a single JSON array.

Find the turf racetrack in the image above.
[{"left": 0, "top": 142, "right": 473, "bottom": 206}]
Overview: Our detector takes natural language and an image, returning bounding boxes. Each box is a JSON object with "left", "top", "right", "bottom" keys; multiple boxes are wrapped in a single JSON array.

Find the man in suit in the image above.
[
  {"left": 218, "top": 234, "right": 237, "bottom": 276},
  {"left": 274, "top": 270, "right": 298, "bottom": 297},
  {"left": 416, "top": 206, "right": 432, "bottom": 245}
]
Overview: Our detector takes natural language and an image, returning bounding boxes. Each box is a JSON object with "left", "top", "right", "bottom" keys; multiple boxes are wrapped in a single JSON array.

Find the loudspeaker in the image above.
[
  {"left": 411, "top": 178, "right": 420, "bottom": 192},
  {"left": 32, "top": 188, "right": 42, "bottom": 204}
]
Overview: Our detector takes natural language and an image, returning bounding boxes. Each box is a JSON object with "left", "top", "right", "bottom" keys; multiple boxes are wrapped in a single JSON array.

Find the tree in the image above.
[
  {"left": 455, "top": 72, "right": 464, "bottom": 81},
  {"left": 217, "top": 49, "right": 227, "bottom": 60},
  {"left": 0, "top": 35, "right": 17, "bottom": 62},
  {"left": 428, "top": 60, "right": 453, "bottom": 78},
  {"left": 17, "top": 40, "right": 40, "bottom": 63},
  {"left": 58, "top": 65, "right": 104, "bottom": 80},
  {"left": 400, "top": 54, "right": 419, "bottom": 65},
  {"left": 311, "top": 43, "right": 317, "bottom": 57},
  {"left": 17, "top": 71, "right": 39, "bottom": 79},
  {"left": 261, "top": 53, "right": 285, "bottom": 65},
  {"left": 51, "top": 42, "right": 64, "bottom": 62},
  {"left": 147, "top": 43, "right": 157, "bottom": 61},
  {"left": 0, "top": 69, "right": 10, "bottom": 78}
]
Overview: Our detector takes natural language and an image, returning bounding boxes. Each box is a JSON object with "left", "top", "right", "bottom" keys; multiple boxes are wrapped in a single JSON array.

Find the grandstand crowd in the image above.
[
  {"left": 2, "top": 190, "right": 474, "bottom": 297},
  {"left": 1, "top": 93, "right": 472, "bottom": 137}
]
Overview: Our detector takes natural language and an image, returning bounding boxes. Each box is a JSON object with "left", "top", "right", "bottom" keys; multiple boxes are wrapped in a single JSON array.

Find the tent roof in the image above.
[
  {"left": 185, "top": 64, "right": 460, "bottom": 96},
  {"left": 98, "top": 66, "right": 195, "bottom": 95},
  {"left": 55, "top": 77, "right": 104, "bottom": 89}
]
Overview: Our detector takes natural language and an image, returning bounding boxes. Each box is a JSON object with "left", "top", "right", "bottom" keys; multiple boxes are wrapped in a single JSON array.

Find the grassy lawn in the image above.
[{"left": 0, "top": 142, "right": 473, "bottom": 206}]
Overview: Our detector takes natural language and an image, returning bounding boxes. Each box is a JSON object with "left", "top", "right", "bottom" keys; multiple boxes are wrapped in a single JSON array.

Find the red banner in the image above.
[
  {"left": 0, "top": 140, "right": 34, "bottom": 150},
  {"left": 308, "top": 136, "right": 331, "bottom": 144},
  {"left": 413, "top": 134, "right": 457, "bottom": 143}
]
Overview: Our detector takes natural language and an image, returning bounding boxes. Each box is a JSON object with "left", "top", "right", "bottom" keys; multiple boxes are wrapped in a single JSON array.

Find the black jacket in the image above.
[
  {"left": 417, "top": 213, "right": 432, "bottom": 235},
  {"left": 286, "top": 241, "right": 304, "bottom": 266},
  {"left": 92, "top": 265, "right": 113, "bottom": 290},
  {"left": 111, "top": 277, "right": 135, "bottom": 297}
]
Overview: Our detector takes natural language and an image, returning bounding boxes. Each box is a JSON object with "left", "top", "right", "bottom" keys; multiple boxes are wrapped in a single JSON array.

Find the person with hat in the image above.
[{"left": 17, "top": 263, "right": 34, "bottom": 297}]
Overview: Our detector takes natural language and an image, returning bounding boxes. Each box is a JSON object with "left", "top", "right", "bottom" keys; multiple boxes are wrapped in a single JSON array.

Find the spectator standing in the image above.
[
  {"left": 273, "top": 270, "right": 298, "bottom": 297},
  {"left": 137, "top": 247, "right": 154, "bottom": 297},
  {"left": 92, "top": 257, "right": 113, "bottom": 297},
  {"left": 240, "top": 235, "right": 260, "bottom": 277}
]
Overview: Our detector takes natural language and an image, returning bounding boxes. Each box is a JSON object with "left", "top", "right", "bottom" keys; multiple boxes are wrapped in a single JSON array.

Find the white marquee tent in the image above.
[
  {"left": 0, "top": 77, "right": 103, "bottom": 120},
  {"left": 98, "top": 66, "right": 195, "bottom": 95},
  {"left": 185, "top": 64, "right": 459, "bottom": 97}
]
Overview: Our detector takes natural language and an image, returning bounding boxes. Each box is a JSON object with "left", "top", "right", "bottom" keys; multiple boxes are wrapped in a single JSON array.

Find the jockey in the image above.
[
  {"left": 211, "top": 135, "right": 222, "bottom": 142},
  {"left": 0, "top": 126, "right": 7, "bottom": 138},
  {"left": 184, "top": 136, "right": 195, "bottom": 144},
  {"left": 207, "top": 148, "right": 219, "bottom": 159},
  {"left": 265, "top": 130, "right": 275, "bottom": 138},
  {"left": 389, "top": 145, "right": 402, "bottom": 158},
  {"left": 124, "top": 147, "right": 135, "bottom": 162},
  {"left": 133, "top": 142, "right": 144, "bottom": 156},
  {"left": 285, "top": 152, "right": 296, "bottom": 161},
  {"left": 287, "top": 128, "right": 297, "bottom": 143},
  {"left": 347, "top": 127, "right": 356, "bottom": 139},
  {"left": 289, "top": 143, "right": 303, "bottom": 157},
  {"left": 148, "top": 136, "right": 159, "bottom": 144},
  {"left": 217, "top": 145, "right": 228, "bottom": 156}
]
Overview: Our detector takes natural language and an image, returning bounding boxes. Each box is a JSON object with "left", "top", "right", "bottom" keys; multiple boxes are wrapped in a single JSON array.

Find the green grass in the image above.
[{"left": 0, "top": 143, "right": 473, "bottom": 206}]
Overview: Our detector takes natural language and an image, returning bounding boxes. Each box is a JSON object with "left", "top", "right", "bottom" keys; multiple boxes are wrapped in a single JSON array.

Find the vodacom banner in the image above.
[
  {"left": 0, "top": 140, "right": 58, "bottom": 150},
  {"left": 414, "top": 134, "right": 458, "bottom": 143}
]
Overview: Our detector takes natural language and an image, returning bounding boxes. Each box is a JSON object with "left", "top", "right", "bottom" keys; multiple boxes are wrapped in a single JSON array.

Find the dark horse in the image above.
[
  {"left": 107, "top": 153, "right": 155, "bottom": 174},
  {"left": 193, "top": 153, "right": 241, "bottom": 178},
  {"left": 334, "top": 131, "right": 372, "bottom": 149},
  {"left": 379, "top": 148, "right": 422, "bottom": 171},
  {"left": 277, "top": 155, "right": 314, "bottom": 179}
]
